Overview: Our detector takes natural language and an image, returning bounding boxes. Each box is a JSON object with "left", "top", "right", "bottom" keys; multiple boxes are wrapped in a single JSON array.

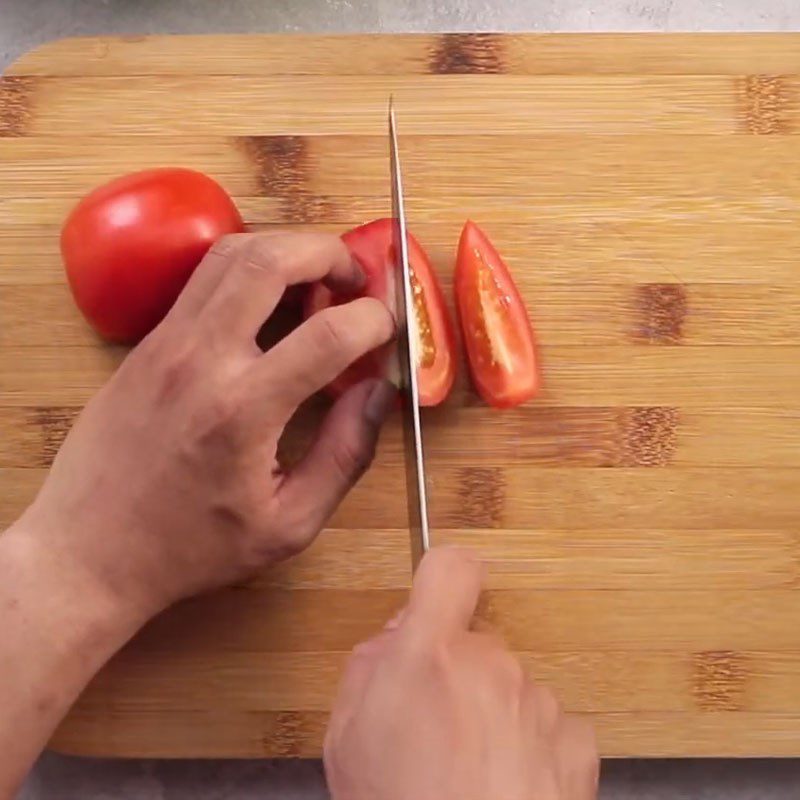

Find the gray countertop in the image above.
[{"left": 3, "top": 0, "right": 799, "bottom": 797}]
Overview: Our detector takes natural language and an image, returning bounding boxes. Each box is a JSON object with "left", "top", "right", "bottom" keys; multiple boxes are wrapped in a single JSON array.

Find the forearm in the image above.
[{"left": 0, "top": 521, "right": 144, "bottom": 798}]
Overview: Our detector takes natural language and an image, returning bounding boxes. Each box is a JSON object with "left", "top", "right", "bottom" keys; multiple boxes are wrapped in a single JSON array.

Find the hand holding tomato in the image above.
[
  {"left": 18, "top": 231, "right": 396, "bottom": 619},
  {"left": 306, "top": 219, "right": 457, "bottom": 407},
  {"left": 61, "top": 168, "right": 244, "bottom": 343}
]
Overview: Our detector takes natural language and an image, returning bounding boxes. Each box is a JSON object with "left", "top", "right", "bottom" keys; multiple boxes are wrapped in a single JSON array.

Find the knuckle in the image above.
[
  {"left": 349, "top": 634, "right": 387, "bottom": 664},
  {"left": 238, "top": 237, "right": 282, "bottom": 277},
  {"left": 500, "top": 654, "right": 527, "bottom": 693},
  {"left": 575, "top": 717, "right": 600, "bottom": 767},
  {"left": 349, "top": 641, "right": 373, "bottom": 661},
  {"left": 271, "top": 500, "right": 318, "bottom": 558},
  {"left": 209, "top": 232, "right": 246, "bottom": 259},
  {"left": 397, "top": 626, "right": 446, "bottom": 668},
  {"left": 322, "top": 730, "right": 338, "bottom": 764},
  {"left": 206, "top": 393, "right": 240, "bottom": 430},
  {"left": 190, "top": 388, "right": 243, "bottom": 445},
  {"left": 264, "top": 521, "right": 307, "bottom": 562},
  {"left": 532, "top": 684, "right": 562, "bottom": 728},
  {"left": 313, "top": 308, "right": 352, "bottom": 355},
  {"left": 557, "top": 715, "right": 599, "bottom": 786},
  {"left": 148, "top": 342, "right": 199, "bottom": 402},
  {"left": 331, "top": 432, "right": 374, "bottom": 483}
]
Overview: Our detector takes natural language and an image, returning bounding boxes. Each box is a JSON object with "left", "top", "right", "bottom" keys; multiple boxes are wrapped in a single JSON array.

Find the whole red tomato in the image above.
[{"left": 61, "top": 168, "right": 244, "bottom": 342}]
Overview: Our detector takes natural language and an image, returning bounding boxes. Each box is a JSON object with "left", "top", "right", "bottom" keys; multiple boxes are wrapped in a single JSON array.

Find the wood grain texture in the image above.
[
  {"left": 2, "top": 464, "right": 799, "bottom": 541},
  {"left": 1, "top": 33, "right": 800, "bottom": 758},
  {"left": 48, "top": 709, "right": 800, "bottom": 759},
  {"left": 6, "top": 74, "right": 780, "bottom": 138},
  {"left": 2, "top": 345, "right": 798, "bottom": 407},
  {"left": 3, "top": 404, "right": 799, "bottom": 469},
  {"left": 6, "top": 220, "right": 800, "bottom": 285},
  {"left": 8, "top": 34, "right": 800, "bottom": 77},
  {"left": 65, "top": 648, "right": 800, "bottom": 714},
  {"left": 4, "top": 283, "right": 800, "bottom": 347}
]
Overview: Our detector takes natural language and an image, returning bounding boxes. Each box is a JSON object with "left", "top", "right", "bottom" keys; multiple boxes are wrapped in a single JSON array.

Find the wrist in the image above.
[
  {"left": 0, "top": 517, "right": 147, "bottom": 792},
  {"left": 1, "top": 516, "right": 149, "bottom": 658}
]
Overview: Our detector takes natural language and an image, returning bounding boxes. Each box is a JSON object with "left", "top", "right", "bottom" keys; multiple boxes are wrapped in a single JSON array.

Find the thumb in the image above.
[
  {"left": 275, "top": 378, "right": 396, "bottom": 553},
  {"left": 403, "top": 546, "right": 485, "bottom": 640}
]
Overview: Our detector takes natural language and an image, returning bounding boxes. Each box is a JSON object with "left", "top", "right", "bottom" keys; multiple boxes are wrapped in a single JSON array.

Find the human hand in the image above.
[
  {"left": 12, "top": 232, "right": 395, "bottom": 623},
  {"left": 324, "top": 547, "right": 599, "bottom": 800}
]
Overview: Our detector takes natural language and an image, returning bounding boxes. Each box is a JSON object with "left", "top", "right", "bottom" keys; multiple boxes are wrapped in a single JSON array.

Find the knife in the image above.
[{"left": 389, "top": 98, "right": 431, "bottom": 570}]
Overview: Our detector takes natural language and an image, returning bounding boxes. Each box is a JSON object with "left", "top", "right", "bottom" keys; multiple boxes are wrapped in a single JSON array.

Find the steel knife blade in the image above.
[{"left": 389, "top": 98, "right": 431, "bottom": 570}]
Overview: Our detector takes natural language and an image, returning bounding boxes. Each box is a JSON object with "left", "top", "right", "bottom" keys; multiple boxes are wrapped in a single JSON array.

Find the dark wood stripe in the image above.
[
  {"left": 631, "top": 283, "right": 688, "bottom": 344},
  {"left": 0, "top": 77, "right": 34, "bottom": 137},
  {"left": 618, "top": 407, "right": 679, "bottom": 467},
  {"left": 428, "top": 33, "right": 505, "bottom": 75},
  {"left": 35, "top": 406, "right": 78, "bottom": 466},
  {"left": 0, "top": 404, "right": 681, "bottom": 469},
  {"left": 455, "top": 466, "right": 506, "bottom": 527},
  {"left": 740, "top": 75, "right": 789, "bottom": 135},
  {"left": 265, "top": 710, "right": 324, "bottom": 757},
  {"left": 239, "top": 135, "right": 331, "bottom": 223},
  {"left": 693, "top": 651, "right": 749, "bottom": 711}
]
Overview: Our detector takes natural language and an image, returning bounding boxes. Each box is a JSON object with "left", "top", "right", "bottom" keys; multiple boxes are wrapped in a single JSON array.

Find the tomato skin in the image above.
[
  {"left": 61, "top": 168, "right": 244, "bottom": 343},
  {"left": 305, "top": 218, "right": 457, "bottom": 406},
  {"left": 455, "top": 221, "right": 539, "bottom": 409}
]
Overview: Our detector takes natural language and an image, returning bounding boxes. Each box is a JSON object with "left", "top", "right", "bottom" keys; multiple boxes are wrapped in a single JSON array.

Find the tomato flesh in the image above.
[
  {"left": 455, "top": 221, "right": 539, "bottom": 408},
  {"left": 305, "top": 218, "right": 457, "bottom": 407},
  {"left": 61, "top": 168, "right": 244, "bottom": 343}
]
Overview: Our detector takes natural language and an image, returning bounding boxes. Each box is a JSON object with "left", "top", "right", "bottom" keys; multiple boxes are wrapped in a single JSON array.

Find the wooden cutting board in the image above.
[{"left": 2, "top": 33, "right": 800, "bottom": 758}]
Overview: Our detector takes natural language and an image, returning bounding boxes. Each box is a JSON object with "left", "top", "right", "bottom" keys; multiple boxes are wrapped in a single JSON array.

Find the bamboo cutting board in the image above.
[{"left": 2, "top": 33, "right": 800, "bottom": 758}]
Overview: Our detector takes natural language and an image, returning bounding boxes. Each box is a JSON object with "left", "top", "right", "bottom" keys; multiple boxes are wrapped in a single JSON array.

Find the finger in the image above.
[
  {"left": 403, "top": 546, "right": 485, "bottom": 641},
  {"left": 197, "top": 232, "right": 364, "bottom": 345},
  {"left": 276, "top": 377, "right": 396, "bottom": 551},
  {"left": 525, "top": 683, "right": 562, "bottom": 734},
  {"left": 556, "top": 715, "right": 599, "bottom": 800},
  {"left": 166, "top": 233, "right": 252, "bottom": 322},
  {"left": 167, "top": 232, "right": 298, "bottom": 323},
  {"left": 383, "top": 606, "right": 408, "bottom": 631},
  {"left": 252, "top": 296, "right": 395, "bottom": 419},
  {"left": 325, "top": 628, "right": 395, "bottom": 748}
]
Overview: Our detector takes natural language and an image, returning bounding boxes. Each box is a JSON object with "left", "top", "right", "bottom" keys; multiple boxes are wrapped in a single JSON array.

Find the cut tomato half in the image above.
[
  {"left": 455, "top": 221, "right": 540, "bottom": 408},
  {"left": 305, "top": 218, "right": 457, "bottom": 407}
]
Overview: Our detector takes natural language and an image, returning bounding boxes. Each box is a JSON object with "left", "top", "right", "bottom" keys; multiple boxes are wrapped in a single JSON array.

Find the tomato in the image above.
[
  {"left": 61, "top": 168, "right": 244, "bottom": 343},
  {"left": 305, "top": 218, "right": 457, "bottom": 407},
  {"left": 454, "top": 221, "right": 539, "bottom": 408}
]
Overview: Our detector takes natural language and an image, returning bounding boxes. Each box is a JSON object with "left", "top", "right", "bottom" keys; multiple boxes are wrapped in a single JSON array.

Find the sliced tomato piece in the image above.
[
  {"left": 305, "top": 218, "right": 457, "bottom": 407},
  {"left": 455, "top": 221, "right": 540, "bottom": 408}
]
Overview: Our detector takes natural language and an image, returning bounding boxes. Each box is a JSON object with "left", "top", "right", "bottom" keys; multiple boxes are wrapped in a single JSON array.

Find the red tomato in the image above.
[
  {"left": 305, "top": 218, "right": 457, "bottom": 407},
  {"left": 61, "top": 168, "right": 244, "bottom": 342},
  {"left": 455, "top": 221, "right": 539, "bottom": 408}
]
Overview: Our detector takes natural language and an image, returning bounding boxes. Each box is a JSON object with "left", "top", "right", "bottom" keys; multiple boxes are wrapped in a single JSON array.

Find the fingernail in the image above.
[
  {"left": 384, "top": 606, "right": 407, "bottom": 631},
  {"left": 363, "top": 379, "right": 396, "bottom": 427},
  {"left": 351, "top": 258, "right": 366, "bottom": 290}
]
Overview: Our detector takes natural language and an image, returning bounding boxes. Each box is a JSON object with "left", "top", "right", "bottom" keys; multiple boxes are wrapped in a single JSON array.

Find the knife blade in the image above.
[{"left": 389, "top": 98, "right": 431, "bottom": 570}]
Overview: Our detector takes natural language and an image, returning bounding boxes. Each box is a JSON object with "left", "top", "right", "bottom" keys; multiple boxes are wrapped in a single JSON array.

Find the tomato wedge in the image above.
[
  {"left": 305, "top": 218, "right": 457, "bottom": 407},
  {"left": 455, "top": 221, "right": 539, "bottom": 408}
]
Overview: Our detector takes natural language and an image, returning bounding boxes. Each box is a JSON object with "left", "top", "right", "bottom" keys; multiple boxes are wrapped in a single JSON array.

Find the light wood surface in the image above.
[{"left": 1, "top": 33, "right": 800, "bottom": 758}]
